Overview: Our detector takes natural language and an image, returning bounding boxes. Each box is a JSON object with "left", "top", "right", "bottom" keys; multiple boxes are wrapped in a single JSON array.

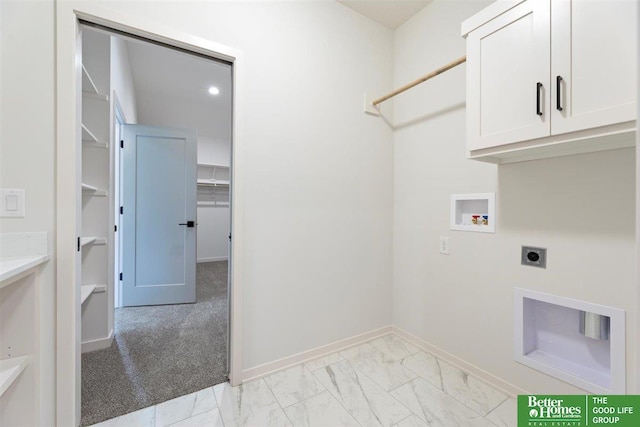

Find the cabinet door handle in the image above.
[
  {"left": 556, "top": 76, "right": 563, "bottom": 111},
  {"left": 536, "top": 82, "right": 543, "bottom": 116}
]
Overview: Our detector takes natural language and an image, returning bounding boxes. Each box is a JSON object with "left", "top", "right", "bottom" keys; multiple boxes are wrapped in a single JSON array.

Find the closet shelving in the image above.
[
  {"left": 197, "top": 163, "right": 230, "bottom": 186},
  {"left": 79, "top": 30, "right": 113, "bottom": 354},
  {"left": 81, "top": 183, "right": 98, "bottom": 192},
  {"left": 81, "top": 183, "right": 108, "bottom": 197},
  {"left": 197, "top": 200, "right": 229, "bottom": 207},
  {"left": 80, "top": 236, "right": 96, "bottom": 247},
  {"left": 0, "top": 356, "right": 29, "bottom": 398},
  {"left": 80, "top": 284, "right": 96, "bottom": 304},
  {"left": 197, "top": 180, "right": 230, "bottom": 187},
  {"left": 81, "top": 124, "right": 104, "bottom": 145},
  {"left": 197, "top": 163, "right": 230, "bottom": 207},
  {"left": 82, "top": 65, "right": 109, "bottom": 102},
  {"left": 80, "top": 237, "right": 107, "bottom": 247},
  {"left": 80, "top": 284, "right": 106, "bottom": 305}
]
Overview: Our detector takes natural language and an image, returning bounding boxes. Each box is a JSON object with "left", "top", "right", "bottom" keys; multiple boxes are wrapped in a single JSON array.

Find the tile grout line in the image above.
[
  {"left": 395, "top": 332, "right": 514, "bottom": 405},
  {"left": 210, "top": 385, "right": 228, "bottom": 427},
  {"left": 330, "top": 348, "right": 420, "bottom": 425},
  {"left": 396, "top": 342, "right": 508, "bottom": 419},
  {"left": 389, "top": 334, "right": 510, "bottom": 421},
  {"left": 483, "top": 396, "right": 511, "bottom": 424},
  {"left": 304, "top": 364, "right": 366, "bottom": 427},
  {"left": 391, "top": 413, "right": 414, "bottom": 427},
  {"left": 157, "top": 389, "right": 212, "bottom": 427},
  {"left": 262, "top": 375, "right": 297, "bottom": 426}
]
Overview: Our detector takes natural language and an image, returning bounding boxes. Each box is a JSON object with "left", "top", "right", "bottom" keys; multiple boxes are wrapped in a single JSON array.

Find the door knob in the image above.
[{"left": 179, "top": 221, "right": 195, "bottom": 227}]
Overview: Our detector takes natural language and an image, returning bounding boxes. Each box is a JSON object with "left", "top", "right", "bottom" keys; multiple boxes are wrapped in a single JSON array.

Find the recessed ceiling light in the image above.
[{"left": 208, "top": 86, "right": 220, "bottom": 95}]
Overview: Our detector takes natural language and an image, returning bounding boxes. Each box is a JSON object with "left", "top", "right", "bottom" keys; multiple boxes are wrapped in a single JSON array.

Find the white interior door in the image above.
[{"left": 122, "top": 124, "right": 197, "bottom": 306}]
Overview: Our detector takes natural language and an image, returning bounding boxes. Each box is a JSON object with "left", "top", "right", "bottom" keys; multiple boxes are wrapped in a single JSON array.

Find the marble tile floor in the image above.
[{"left": 90, "top": 333, "right": 517, "bottom": 427}]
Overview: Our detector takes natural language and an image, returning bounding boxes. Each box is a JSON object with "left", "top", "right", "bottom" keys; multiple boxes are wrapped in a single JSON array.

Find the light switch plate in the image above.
[
  {"left": 439, "top": 236, "right": 450, "bottom": 255},
  {"left": 1, "top": 189, "right": 25, "bottom": 217}
]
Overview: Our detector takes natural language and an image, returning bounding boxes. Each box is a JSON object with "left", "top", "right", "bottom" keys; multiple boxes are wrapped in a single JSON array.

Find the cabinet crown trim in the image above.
[{"left": 461, "top": 0, "right": 526, "bottom": 37}]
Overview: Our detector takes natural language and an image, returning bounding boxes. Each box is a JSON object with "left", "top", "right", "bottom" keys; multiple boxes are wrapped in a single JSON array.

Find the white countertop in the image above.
[{"left": 0, "top": 254, "right": 49, "bottom": 288}]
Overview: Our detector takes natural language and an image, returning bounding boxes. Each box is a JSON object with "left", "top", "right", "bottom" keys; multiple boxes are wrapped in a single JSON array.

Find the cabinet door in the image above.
[
  {"left": 551, "top": 0, "right": 637, "bottom": 135},
  {"left": 467, "top": 0, "right": 551, "bottom": 151}
]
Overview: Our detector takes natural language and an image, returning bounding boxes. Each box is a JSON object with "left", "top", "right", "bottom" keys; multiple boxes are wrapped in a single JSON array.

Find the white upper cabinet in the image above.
[
  {"left": 466, "top": 0, "right": 551, "bottom": 151},
  {"left": 551, "top": 0, "right": 637, "bottom": 135},
  {"left": 462, "top": 0, "right": 637, "bottom": 163}
]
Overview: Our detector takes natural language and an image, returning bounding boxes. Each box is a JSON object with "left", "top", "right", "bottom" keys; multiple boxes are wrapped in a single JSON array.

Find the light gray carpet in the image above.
[{"left": 81, "top": 261, "right": 228, "bottom": 426}]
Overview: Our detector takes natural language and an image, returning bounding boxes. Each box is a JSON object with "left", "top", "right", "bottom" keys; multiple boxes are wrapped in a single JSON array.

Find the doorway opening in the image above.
[{"left": 78, "top": 25, "right": 233, "bottom": 426}]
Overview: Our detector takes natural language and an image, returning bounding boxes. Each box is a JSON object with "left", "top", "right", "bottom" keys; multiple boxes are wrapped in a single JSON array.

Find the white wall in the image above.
[
  {"left": 198, "top": 137, "right": 230, "bottom": 166},
  {"left": 0, "top": 1, "right": 56, "bottom": 424},
  {"left": 393, "top": 0, "right": 637, "bottom": 394},
  {"left": 111, "top": 36, "right": 138, "bottom": 123},
  {"left": 197, "top": 137, "right": 231, "bottom": 262},
  {"left": 6, "top": 0, "right": 395, "bottom": 378}
]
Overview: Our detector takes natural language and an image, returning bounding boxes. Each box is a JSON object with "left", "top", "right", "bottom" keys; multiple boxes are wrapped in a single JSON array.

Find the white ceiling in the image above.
[
  {"left": 337, "top": 0, "right": 432, "bottom": 29},
  {"left": 126, "top": 38, "right": 232, "bottom": 140}
]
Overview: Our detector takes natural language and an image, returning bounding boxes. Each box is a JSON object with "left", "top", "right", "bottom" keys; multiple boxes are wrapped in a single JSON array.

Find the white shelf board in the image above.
[
  {"left": 81, "top": 124, "right": 103, "bottom": 144},
  {"left": 197, "top": 163, "right": 229, "bottom": 169},
  {"left": 81, "top": 64, "right": 108, "bottom": 99},
  {"left": 80, "top": 236, "right": 96, "bottom": 247},
  {"left": 80, "top": 237, "right": 107, "bottom": 247},
  {"left": 0, "top": 356, "right": 29, "bottom": 398},
  {"left": 80, "top": 284, "right": 96, "bottom": 305},
  {"left": 81, "top": 183, "right": 98, "bottom": 192},
  {"left": 83, "top": 140, "right": 108, "bottom": 149},
  {"left": 0, "top": 255, "right": 49, "bottom": 289},
  {"left": 81, "top": 183, "right": 107, "bottom": 197},
  {"left": 197, "top": 201, "right": 230, "bottom": 207},
  {"left": 197, "top": 179, "right": 230, "bottom": 187},
  {"left": 82, "top": 91, "right": 109, "bottom": 102}
]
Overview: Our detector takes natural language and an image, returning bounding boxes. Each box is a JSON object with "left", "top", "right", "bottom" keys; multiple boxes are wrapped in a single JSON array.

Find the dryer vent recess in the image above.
[{"left": 521, "top": 246, "right": 546, "bottom": 268}]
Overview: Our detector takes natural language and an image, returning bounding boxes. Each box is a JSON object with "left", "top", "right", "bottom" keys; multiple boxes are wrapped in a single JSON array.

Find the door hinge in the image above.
[
  {"left": 77, "top": 237, "right": 80, "bottom": 252},
  {"left": 228, "top": 233, "right": 232, "bottom": 241},
  {"left": 120, "top": 206, "right": 123, "bottom": 215},
  {"left": 114, "top": 225, "right": 117, "bottom": 232},
  {"left": 120, "top": 140, "right": 124, "bottom": 148},
  {"left": 119, "top": 273, "right": 123, "bottom": 281}
]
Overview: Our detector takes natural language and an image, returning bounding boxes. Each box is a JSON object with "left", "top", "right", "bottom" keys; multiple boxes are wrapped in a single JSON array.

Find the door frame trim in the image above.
[{"left": 55, "top": 3, "right": 245, "bottom": 425}]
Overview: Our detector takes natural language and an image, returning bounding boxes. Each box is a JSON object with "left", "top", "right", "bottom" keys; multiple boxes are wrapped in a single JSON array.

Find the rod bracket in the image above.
[{"left": 363, "top": 93, "right": 381, "bottom": 116}]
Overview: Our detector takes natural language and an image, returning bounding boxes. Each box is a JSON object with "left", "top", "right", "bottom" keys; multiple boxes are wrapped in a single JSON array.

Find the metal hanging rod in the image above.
[{"left": 372, "top": 55, "right": 467, "bottom": 106}]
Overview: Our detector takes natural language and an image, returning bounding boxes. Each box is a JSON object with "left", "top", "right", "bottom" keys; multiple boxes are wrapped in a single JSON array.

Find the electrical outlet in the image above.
[
  {"left": 521, "top": 246, "right": 546, "bottom": 268},
  {"left": 439, "top": 236, "right": 450, "bottom": 255}
]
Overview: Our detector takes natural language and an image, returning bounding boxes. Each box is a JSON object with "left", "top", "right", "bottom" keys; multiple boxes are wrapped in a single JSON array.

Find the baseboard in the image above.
[
  {"left": 241, "top": 325, "right": 393, "bottom": 383},
  {"left": 197, "top": 256, "right": 228, "bottom": 263},
  {"left": 392, "top": 326, "right": 528, "bottom": 398},
  {"left": 81, "top": 329, "right": 114, "bottom": 353}
]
